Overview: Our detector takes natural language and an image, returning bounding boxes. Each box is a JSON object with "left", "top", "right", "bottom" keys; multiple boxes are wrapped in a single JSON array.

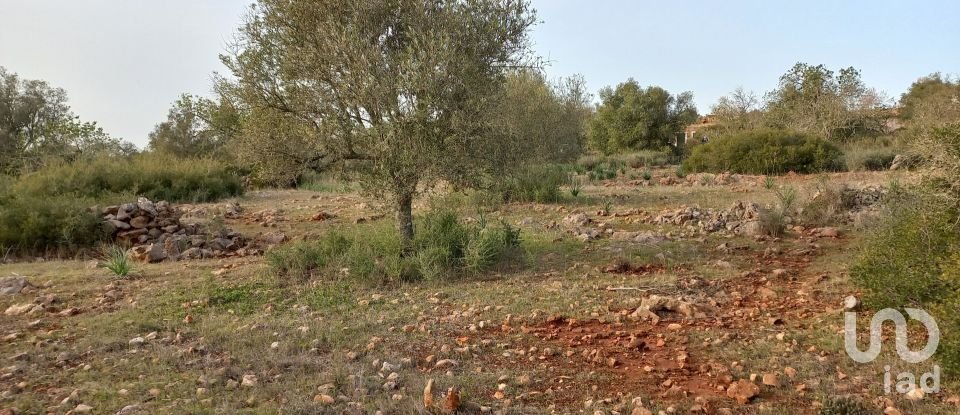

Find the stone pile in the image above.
[
  {"left": 103, "top": 198, "right": 199, "bottom": 246},
  {"left": 651, "top": 201, "right": 763, "bottom": 235},
  {"left": 103, "top": 198, "right": 287, "bottom": 263},
  {"left": 839, "top": 185, "right": 885, "bottom": 212}
]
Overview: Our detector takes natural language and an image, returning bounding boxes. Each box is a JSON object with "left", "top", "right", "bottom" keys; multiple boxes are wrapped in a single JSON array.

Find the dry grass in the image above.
[{"left": 1, "top": 168, "right": 956, "bottom": 414}]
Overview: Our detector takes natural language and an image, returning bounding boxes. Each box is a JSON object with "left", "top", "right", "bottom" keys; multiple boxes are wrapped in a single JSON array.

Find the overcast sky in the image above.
[{"left": 1, "top": 0, "right": 958, "bottom": 147}]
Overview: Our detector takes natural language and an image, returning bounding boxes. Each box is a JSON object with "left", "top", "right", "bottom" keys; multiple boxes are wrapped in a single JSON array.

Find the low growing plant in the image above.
[{"left": 100, "top": 245, "right": 133, "bottom": 277}]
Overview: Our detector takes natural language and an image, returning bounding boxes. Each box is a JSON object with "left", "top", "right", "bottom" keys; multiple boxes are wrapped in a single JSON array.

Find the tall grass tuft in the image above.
[{"left": 100, "top": 245, "right": 133, "bottom": 277}]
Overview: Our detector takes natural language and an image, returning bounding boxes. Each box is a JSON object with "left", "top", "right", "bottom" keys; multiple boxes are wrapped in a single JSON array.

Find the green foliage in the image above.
[
  {"left": 763, "top": 176, "right": 776, "bottom": 189},
  {"left": 497, "top": 164, "right": 569, "bottom": 203},
  {"left": 569, "top": 176, "right": 583, "bottom": 198},
  {"left": 629, "top": 149, "right": 674, "bottom": 168},
  {"left": 0, "top": 192, "right": 107, "bottom": 253},
  {"left": 100, "top": 245, "right": 133, "bottom": 278},
  {"left": 759, "top": 186, "right": 797, "bottom": 237},
  {"left": 913, "top": 123, "right": 960, "bottom": 204},
  {"left": 148, "top": 93, "right": 240, "bottom": 158},
  {"left": 268, "top": 211, "right": 522, "bottom": 285},
  {"left": 577, "top": 157, "right": 624, "bottom": 182},
  {"left": 683, "top": 129, "right": 845, "bottom": 175},
  {"left": 266, "top": 232, "right": 352, "bottom": 281},
  {"left": 844, "top": 145, "right": 897, "bottom": 171},
  {"left": 934, "top": 253, "right": 960, "bottom": 376},
  {"left": 899, "top": 73, "right": 960, "bottom": 124},
  {"left": 0, "top": 66, "right": 136, "bottom": 175},
  {"left": 11, "top": 153, "right": 243, "bottom": 203},
  {"left": 222, "top": 0, "right": 538, "bottom": 247},
  {"left": 0, "top": 152, "right": 241, "bottom": 254},
  {"left": 851, "top": 191, "right": 958, "bottom": 308},
  {"left": 498, "top": 70, "right": 592, "bottom": 163},
  {"left": 817, "top": 396, "right": 876, "bottom": 415},
  {"left": 587, "top": 79, "right": 698, "bottom": 154},
  {"left": 601, "top": 200, "right": 613, "bottom": 216},
  {"left": 674, "top": 166, "right": 687, "bottom": 178},
  {"left": 797, "top": 180, "right": 854, "bottom": 227},
  {"left": 765, "top": 63, "right": 887, "bottom": 141},
  {"left": 297, "top": 171, "right": 357, "bottom": 193}
]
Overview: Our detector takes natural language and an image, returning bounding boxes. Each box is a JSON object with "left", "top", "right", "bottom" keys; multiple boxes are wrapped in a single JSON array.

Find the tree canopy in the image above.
[
  {"left": 497, "top": 70, "right": 591, "bottom": 163},
  {"left": 0, "top": 67, "right": 134, "bottom": 174},
  {"left": 899, "top": 73, "right": 960, "bottom": 126},
  {"left": 148, "top": 94, "right": 241, "bottom": 159},
  {"left": 764, "top": 63, "right": 888, "bottom": 141},
  {"left": 222, "top": 0, "right": 538, "bottom": 248},
  {"left": 587, "top": 79, "right": 697, "bottom": 154}
]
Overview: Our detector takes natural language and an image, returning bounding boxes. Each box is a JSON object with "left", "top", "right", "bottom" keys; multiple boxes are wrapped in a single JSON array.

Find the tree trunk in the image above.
[{"left": 396, "top": 192, "right": 414, "bottom": 256}]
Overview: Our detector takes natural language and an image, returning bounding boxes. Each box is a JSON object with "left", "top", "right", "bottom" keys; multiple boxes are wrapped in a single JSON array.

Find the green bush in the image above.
[
  {"left": 628, "top": 149, "right": 673, "bottom": 168},
  {"left": 934, "top": 253, "right": 960, "bottom": 376},
  {"left": 497, "top": 164, "right": 569, "bottom": 203},
  {"left": 0, "top": 193, "right": 107, "bottom": 252},
  {"left": 844, "top": 145, "right": 898, "bottom": 171},
  {"left": 683, "top": 129, "right": 845, "bottom": 175},
  {"left": 12, "top": 153, "right": 243, "bottom": 203},
  {"left": 0, "top": 153, "right": 243, "bottom": 254},
  {"left": 268, "top": 211, "right": 522, "bottom": 284},
  {"left": 758, "top": 187, "right": 797, "bottom": 237},
  {"left": 850, "top": 190, "right": 959, "bottom": 308}
]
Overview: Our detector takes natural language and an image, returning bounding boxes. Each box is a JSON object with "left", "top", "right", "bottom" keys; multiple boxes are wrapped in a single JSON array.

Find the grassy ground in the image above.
[{"left": 1, "top": 167, "right": 956, "bottom": 414}]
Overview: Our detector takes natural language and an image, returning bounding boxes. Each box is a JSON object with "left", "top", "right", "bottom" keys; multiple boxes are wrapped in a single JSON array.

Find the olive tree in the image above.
[
  {"left": 148, "top": 93, "right": 241, "bottom": 158},
  {"left": 222, "top": 0, "right": 537, "bottom": 250}
]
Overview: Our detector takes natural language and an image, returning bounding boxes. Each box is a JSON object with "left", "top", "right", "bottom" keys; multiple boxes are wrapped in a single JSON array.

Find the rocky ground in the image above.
[{"left": 0, "top": 168, "right": 956, "bottom": 414}]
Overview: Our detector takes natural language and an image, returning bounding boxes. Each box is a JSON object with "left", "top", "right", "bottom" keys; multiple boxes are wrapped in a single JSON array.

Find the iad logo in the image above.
[{"left": 844, "top": 308, "right": 941, "bottom": 395}]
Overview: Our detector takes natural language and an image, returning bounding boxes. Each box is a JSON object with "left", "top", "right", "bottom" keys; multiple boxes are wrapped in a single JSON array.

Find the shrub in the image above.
[
  {"left": 683, "top": 129, "right": 845, "bottom": 175},
  {"left": 797, "top": 178, "right": 855, "bottom": 227},
  {"left": 850, "top": 190, "right": 959, "bottom": 308},
  {"left": 763, "top": 176, "right": 776, "bottom": 189},
  {"left": 913, "top": 123, "right": 960, "bottom": 204},
  {"left": 844, "top": 145, "right": 898, "bottom": 171},
  {"left": 297, "top": 170, "right": 356, "bottom": 193},
  {"left": 12, "top": 153, "right": 243, "bottom": 203},
  {"left": 268, "top": 211, "right": 522, "bottom": 284},
  {"left": 0, "top": 193, "right": 107, "bottom": 253},
  {"left": 628, "top": 149, "right": 673, "bottom": 168},
  {"left": 0, "top": 153, "right": 243, "bottom": 254},
  {"left": 266, "top": 232, "right": 352, "bottom": 281},
  {"left": 758, "top": 187, "right": 797, "bottom": 237},
  {"left": 674, "top": 166, "right": 687, "bottom": 178},
  {"left": 641, "top": 169, "right": 652, "bottom": 181},
  {"left": 818, "top": 396, "right": 875, "bottom": 415},
  {"left": 577, "top": 155, "right": 602, "bottom": 171},
  {"left": 932, "top": 252, "right": 960, "bottom": 376},
  {"left": 497, "top": 164, "right": 569, "bottom": 203}
]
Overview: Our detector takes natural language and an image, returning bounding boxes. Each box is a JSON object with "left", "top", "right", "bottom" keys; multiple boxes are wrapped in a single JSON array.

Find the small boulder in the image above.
[
  {"left": 0, "top": 276, "right": 31, "bottom": 295},
  {"left": 726, "top": 380, "right": 759, "bottom": 404}
]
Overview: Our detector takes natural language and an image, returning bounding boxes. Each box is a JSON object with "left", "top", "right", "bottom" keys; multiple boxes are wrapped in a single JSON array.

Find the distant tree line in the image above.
[{"left": 0, "top": 67, "right": 135, "bottom": 175}]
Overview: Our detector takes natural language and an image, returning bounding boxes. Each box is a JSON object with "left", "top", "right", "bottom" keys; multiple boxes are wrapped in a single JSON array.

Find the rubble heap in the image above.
[
  {"left": 652, "top": 201, "right": 763, "bottom": 235},
  {"left": 102, "top": 198, "right": 287, "bottom": 263}
]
